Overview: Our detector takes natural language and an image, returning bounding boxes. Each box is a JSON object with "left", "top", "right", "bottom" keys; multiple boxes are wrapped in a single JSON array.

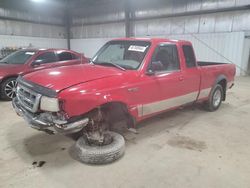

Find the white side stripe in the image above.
[
  {"left": 138, "top": 88, "right": 211, "bottom": 117},
  {"left": 141, "top": 91, "right": 198, "bottom": 116},
  {"left": 198, "top": 88, "right": 211, "bottom": 99}
]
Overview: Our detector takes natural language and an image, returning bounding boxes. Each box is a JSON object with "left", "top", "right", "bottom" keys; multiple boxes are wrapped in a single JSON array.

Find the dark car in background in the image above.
[{"left": 0, "top": 48, "right": 88, "bottom": 100}]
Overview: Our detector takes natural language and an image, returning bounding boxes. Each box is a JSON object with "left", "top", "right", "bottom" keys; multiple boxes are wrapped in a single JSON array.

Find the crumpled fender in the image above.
[{"left": 58, "top": 75, "right": 139, "bottom": 120}]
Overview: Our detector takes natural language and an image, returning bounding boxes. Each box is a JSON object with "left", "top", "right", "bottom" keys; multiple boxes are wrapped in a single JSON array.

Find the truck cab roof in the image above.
[{"left": 111, "top": 37, "right": 191, "bottom": 45}]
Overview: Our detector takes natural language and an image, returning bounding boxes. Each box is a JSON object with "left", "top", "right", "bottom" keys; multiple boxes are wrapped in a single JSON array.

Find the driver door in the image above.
[{"left": 136, "top": 43, "right": 186, "bottom": 117}]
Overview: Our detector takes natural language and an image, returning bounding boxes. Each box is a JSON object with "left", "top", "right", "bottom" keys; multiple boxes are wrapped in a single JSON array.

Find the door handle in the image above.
[{"left": 179, "top": 76, "right": 184, "bottom": 81}]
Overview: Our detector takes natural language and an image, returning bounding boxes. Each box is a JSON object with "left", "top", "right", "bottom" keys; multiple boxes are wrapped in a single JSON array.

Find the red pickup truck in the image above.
[
  {"left": 12, "top": 38, "right": 235, "bottom": 164},
  {"left": 0, "top": 48, "right": 88, "bottom": 100}
]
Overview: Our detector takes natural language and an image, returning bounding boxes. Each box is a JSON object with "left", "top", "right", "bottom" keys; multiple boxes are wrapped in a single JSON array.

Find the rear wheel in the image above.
[
  {"left": 0, "top": 77, "right": 17, "bottom": 100},
  {"left": 204, "top": 84, "right": 223, "bottom": 112}
]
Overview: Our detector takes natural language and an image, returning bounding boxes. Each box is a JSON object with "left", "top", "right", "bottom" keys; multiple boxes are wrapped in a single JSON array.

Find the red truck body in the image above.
[{"left": 15, "top": 38, "right": 235, "bottom": 128}]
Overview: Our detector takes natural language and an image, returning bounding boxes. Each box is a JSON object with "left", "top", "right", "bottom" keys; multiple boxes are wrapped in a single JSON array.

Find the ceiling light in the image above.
[{"left": 31, "top": 0, "right": 45, "bottom": 3}]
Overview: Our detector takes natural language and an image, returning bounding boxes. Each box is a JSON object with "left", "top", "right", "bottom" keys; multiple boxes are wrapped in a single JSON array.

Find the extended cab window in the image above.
[
  {"left": 35, "top": 52, "right": 57, "bottom": 64},
  {"left": 182, "top": 45, "right": 196, "bottom": 68},
  {"left": 149, "top": 44, "right": 180, "bottom": 72},
  {"left": 57, "top": 51, "right": 75, "bottom": 61}
]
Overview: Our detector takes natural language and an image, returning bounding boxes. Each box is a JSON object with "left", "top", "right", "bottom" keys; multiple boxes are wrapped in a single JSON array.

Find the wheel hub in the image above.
[
  {"left": 213, "top": 89, "right": 222, "bottom": 107},
  {"left": 5, "top": 80, "right": 17, "bottom": 99},
  {"left": 86, "top": 131, "right": 113, "bottom": 146}
]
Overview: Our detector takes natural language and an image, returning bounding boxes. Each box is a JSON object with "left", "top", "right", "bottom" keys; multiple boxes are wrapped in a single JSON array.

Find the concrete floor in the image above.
[{"left": 1, "top": 77, "right": 250, "bottom": 188}]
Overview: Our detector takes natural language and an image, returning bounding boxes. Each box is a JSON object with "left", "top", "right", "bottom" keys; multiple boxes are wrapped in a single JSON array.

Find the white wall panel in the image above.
[
  {"left": 167, "top": 32, "right": 245, "bottom": 75},
  {"left": 73, "top": 12, "right": 125, "bottom": 25},
  {"left": 134, "top": 20, "right": 149, "bottom": 36},
  {"left": 173, "top": 0, "right": 187, "bottom": 13},
  {"left": 0, "top": 35, "right": 67, "bottom": 50},
  {"left": 184, "top": 16, "right": 200, "bottom": 34},
  {"left": 147, "top": 18, "right": 171, "bottom": 36},
  {"left": 171, "top": 17, "right": 185, "bottom": 34},
  {"left": 215, "top": 13, "right": 233, "bottom": 32},
  {"left": 128, "top": 10, "right": 250, "bottom": 38},
  {"left": 217, "top": 0, "right": 236, "bottom": 8},
  {"left": 201, "top": 0, "right": 218, "bottom": 10},
  {"left": 233, "top": 11, "right": 250, "bottom": 31},
  {"left": 242, "top": 38, "right": 250, "bottom": 73},
  {"left": 70, "top": 38, "right": 111, "bottom": 58},
  {"left": 71, "top": 23, "right": 125, "bottom": 39},
  {"left": 0, "top": 20, "right": 65, "bottom": 38},
  {"left": 199, "top": 14, "right": 216, "bottom": 33},
  {"left": 236, "top": 0, "right": 250, "bottom": 6}
]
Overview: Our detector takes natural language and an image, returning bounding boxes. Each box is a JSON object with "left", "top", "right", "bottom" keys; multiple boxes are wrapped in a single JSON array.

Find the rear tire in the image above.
[
  {"left": 72, "top": 131, "right": 125, "bottom": 164},
  {"left": 0, "top": 77, "right": 17, "bottom": 101},
  {"left": 204, "top": 84, "right": 223, "bottom": 112}
]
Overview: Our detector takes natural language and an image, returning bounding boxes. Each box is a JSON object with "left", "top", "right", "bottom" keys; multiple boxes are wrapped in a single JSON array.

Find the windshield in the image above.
[
  {"left": 0, "top": 50, "right": 36, "bottom": 64},
  {"left": 92, "top": 40, "right": 151, "bottom": 70}
]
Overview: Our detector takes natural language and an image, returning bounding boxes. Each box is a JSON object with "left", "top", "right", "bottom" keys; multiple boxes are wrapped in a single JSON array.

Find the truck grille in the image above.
[{"left": 16, "top": 84, "right": 42, "bottom": 113}]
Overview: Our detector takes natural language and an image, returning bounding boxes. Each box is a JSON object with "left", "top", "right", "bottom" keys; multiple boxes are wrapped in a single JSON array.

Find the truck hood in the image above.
[{"left": 23, "top": 64, "right": 124, "bottom": 92}]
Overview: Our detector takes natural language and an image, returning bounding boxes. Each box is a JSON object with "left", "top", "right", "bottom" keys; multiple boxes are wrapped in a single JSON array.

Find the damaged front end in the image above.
[
  {"left": 12, "top": 97, "right": 89, "bottom": 135},
  {"left": 12, "top": 77, "right": 89, "bottom": 135}
]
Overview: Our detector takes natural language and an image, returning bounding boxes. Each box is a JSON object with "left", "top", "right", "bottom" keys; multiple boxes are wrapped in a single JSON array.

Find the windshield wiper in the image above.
[
  {"left": 94, "top": 61, "right": 126, "bottom": 71},
  {"left": 0, "top": 61, "right": 8, "bottom": 64}
]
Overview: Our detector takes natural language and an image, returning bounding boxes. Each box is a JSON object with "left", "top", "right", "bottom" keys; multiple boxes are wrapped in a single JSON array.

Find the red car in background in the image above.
[{"left": 0, "top": 48, "right": 88, "bottom": 100}]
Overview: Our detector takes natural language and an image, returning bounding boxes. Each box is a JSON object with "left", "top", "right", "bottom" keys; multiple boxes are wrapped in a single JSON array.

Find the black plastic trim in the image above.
[{"left": 17, "top": 76, "right": 57, "bottom": 98}]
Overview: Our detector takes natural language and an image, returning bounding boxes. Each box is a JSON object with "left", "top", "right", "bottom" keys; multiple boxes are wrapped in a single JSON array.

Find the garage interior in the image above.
[{"left": 0, "top": 0, "right": 250, "bottom": 187}]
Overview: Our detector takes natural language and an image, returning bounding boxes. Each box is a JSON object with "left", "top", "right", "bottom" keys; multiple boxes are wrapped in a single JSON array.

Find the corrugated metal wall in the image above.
[
  {"left": 71, "top": 22, "right": 125, "bottom": 39},
  {"left": 71, "top": 0, "right": 250, "bottom": 38},
  {"left": 70, "top": 0, "right": 250, "bottom": 75},
  {"left": 0, "top": 7, "right": 65, "bottom": 38},
  {"left": 0, "top": 20, "right": 65, "bottom": 38},
  {"left": 132, "top": 10, "right": 250, "bottom": 36},
  {"left": 0, "top": 34, "right": 67, "bottom": 49},
  {"left": 0, "top": 5, "right": 67, "bottom": 52},
  {"left": 71, "top": 38, "right": 110, "bottom": 57}
]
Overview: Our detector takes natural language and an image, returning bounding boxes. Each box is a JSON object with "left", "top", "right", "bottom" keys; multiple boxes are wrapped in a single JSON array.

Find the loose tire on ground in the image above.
[
  {"left": 204, "top": 84, "right": 223, "bottom": 112},
  {"left": 0, "top": 77, "right": 17, "bottom": 100},
  {"left": 72, "top": 131, "right": 125, "bottom": 164},
  {"left": 67, "top": 131, "right": 83, "bottom": 141}
]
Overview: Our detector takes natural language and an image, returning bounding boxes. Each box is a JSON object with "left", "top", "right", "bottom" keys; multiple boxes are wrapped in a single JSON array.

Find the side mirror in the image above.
[
  {"left": 31, "top": 60, "right": 41, "bottom": 67},
  {"left": 151, "top": 61, "right": 164, "bottom": 71},
  {"left": 146, "top": 61, "right": 164, "bottom": 75}
]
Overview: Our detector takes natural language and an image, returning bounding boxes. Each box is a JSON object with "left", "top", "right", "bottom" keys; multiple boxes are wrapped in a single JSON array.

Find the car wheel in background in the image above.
[{"left": 0, "top": 77, "right": 17, "bottom": 100}]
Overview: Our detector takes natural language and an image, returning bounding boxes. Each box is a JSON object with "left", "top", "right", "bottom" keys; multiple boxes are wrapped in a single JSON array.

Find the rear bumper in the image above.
[{"left": 12, "top": 98, "right": 89, "bottom": 135}]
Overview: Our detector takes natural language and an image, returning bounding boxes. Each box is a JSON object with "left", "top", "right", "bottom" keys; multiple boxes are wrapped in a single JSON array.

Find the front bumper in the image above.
[{"left": 12, "top": 98, "right": 89, "bottom": 134}]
